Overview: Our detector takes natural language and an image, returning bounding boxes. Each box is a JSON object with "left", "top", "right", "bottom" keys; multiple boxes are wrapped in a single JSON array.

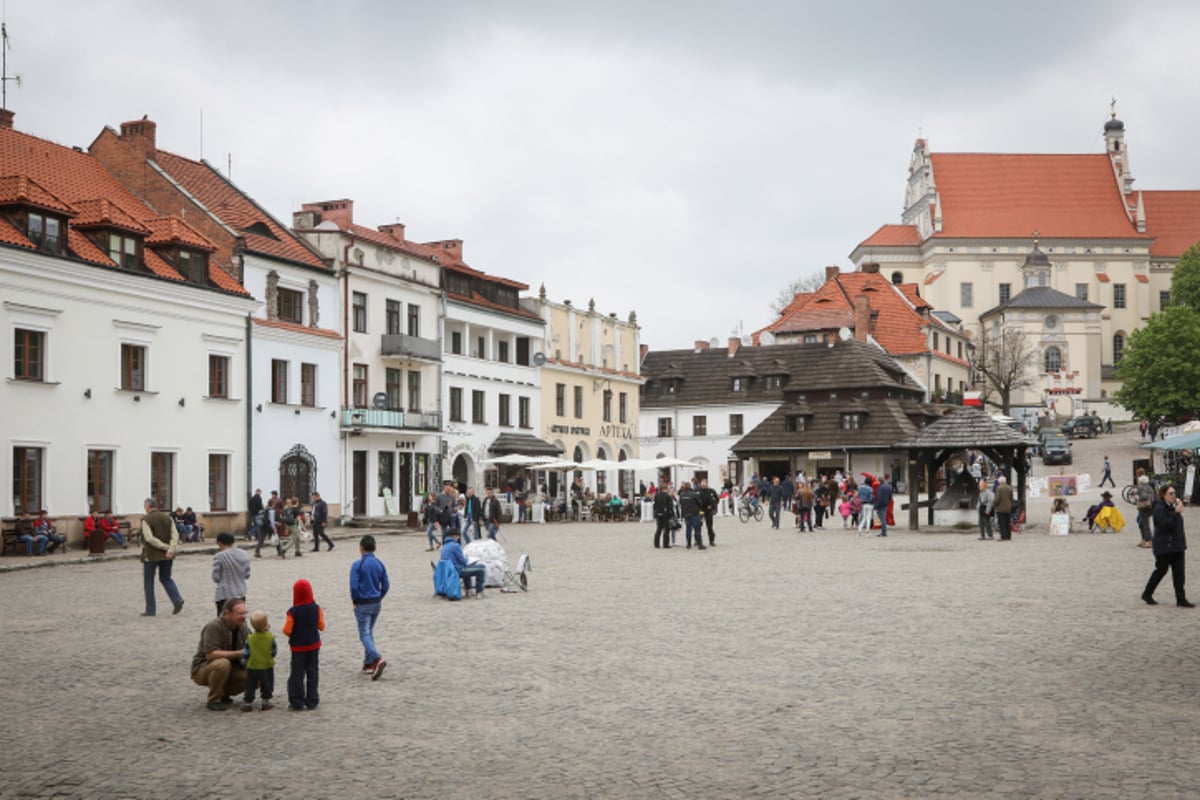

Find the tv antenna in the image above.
[{"left": 1, "top": 20, "right": 21, "bottom": 110}]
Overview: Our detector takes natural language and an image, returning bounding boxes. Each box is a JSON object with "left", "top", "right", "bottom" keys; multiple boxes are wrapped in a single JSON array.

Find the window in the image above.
[
  {"left": 386, "top": 368, "right": 402, "bottom": 410},
  {"left": 619, "top": 392, "right": 628, "bottom": 423},
  {"left": 378, "top": 452, "right": 394, "bottom": 498},
  {"left": 693, "top": 415, "right": 707, "bottom": 436},
  {"left": 957, "top": 341, "right": 963, "bottom": 359},
  {"left": 840, "top": 413, "right": 862, "bottom": 431},
  {"left": 86, "top": 449, "right": 113, "bottom": 513},
  {"left": 178, "top": 250, "right": 206, "bottom": 284},
  {"left": 108, "top": 232, "right": 139, "bottom": 270},
  {"left": 277, "top": 287, "right": 304, "bottom": 324},
  {"left": 14, "top": 328, "right": 44, "bottom": 381},
  {"left": 208, "top": 355, "right": 229, "bottom": 398},
  {"left": 301, "top": 363, "right": 317, "bottom": 407},
  {"left": 472, "top": 390, "right": 485, "bottom": 424},
  {"left": 208, "top": 454, "right": 228, "bottom": 511},
  {"left": 1044, "top": 346, "right": 1062, "bottom": 373},
  {"left": 499, "top": 393, "right": 511, "bottom": 426},
  {"left": 386, "top": 300, "right": 401, "bottom": 335},
  {"left": 657, "top": 417, "right": 673, "bottom": 437},
  {"left": 476, "top": 336, "right": 485, "bottom": 359},
  {"left": 1161, "top": 291, "right": 1172, "bottom": 311},
  {"left": 555, "top": 383, "right": 566, "bottom": 417},
  {"left": 271, "top": 359, "right": 288, "bottom": 404},
  {"left": 407, "top": 304, "right": 420, "bottom": 337},
  {"left": 573, "top": 386, "right": 584, "bottom": 419},
  {"left": 932, "top": 332, "right": 939, "bottom": 351},
  {"left": 960, "top": 282, "right": 973, "bottom": 308},
  {"left": 150, "top": 451, "right": 174, "bottom": 511},
  {"left": 13, "top": 446, "right": 43, "bottom": 516},
  {"left": 603, "top": 389, "right": 613, "bottom": 422},
  {"left": 352, "top": 292, "right": 367, "bottom": 332},
  {"left": 515, "top": 337, "right": 531, "bottom": 366},
  {"left": 729, "top": 413, "right": 744, "bottom": 435},
  {"left": 765, "top": 376, "right": 784, "bottom": 390},
  {"left": 498, "top": 340, "right": 510, "bottom": 363},
  {"left": 1075, "top": 283, "right": 1089, "bottom": 302},
  {"left": 998, "top": 283, "right": 1011, "bottom": 304},
  {"left": 407, "top": 370, "right": 421, "bottom": 412},
  {"left": 785, "top": 415, "right": 806, "bottom": 432},
  {"left": 662, "top": 380, "right": 677, "bottom": 395},
  {"left": 1113, "top": 333, "right": 1125, "bottom": 364},
  {"left": 519, "top": 396, "right": 531, "bottom": 428},
  {"left": 451, "top": 331, "right": 463, "bottom": 355},
  {"left": 352, "top": 364, "right": 368, "bottom": 408},
  {"left": 731, "top": 377, "right": 746, "bottom": 392},
  {"left": 28, "top": 212, "right": 63, "bottom": 254},
  {"left": 121, "top": 344, "right": 146, "bottom": 390},
  {"left": 1113, "top": 283, "right": 1126, "bottom": 309},
  {"left": 450, "top": 387, "right": 463, "bottom": 422}
]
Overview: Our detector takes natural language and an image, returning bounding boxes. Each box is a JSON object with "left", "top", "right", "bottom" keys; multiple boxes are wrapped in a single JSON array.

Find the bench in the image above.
[{"left": 1, "top": 520, "right": 20, "bottom": 556}]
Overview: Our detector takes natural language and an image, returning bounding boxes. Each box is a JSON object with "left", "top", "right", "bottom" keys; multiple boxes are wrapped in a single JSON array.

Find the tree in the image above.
[
  {"left": 1168, "top": 242, "right": 1200, "bottom": 309},
  {"left": 769, "top": 272, "right": 827, "bottom": 317},
  {"left": 971, "top": 326, "right": 1040, "bottom": 415},
  {"left": 1114, "top": 304, "right": 1200, "bottom": 421}
]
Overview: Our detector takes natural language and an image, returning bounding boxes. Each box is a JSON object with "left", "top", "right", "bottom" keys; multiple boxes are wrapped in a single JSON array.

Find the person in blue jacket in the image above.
[
  {"left": 349, "top": 535, "right": 390, "bottom": 680},
  {"left": 440, "top": 528, "right": 487, "bottom": 598},
  {"left": 874, "top": 477, "right": 894, "bottom": 537}
]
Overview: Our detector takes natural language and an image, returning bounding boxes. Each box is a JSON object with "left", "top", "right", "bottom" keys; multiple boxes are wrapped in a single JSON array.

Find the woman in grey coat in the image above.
[
  {"left": 212, "top": 532, "right": 252, "bottom": 615},
  {"left": 976, "top": 479, "right": 995, "bottom": 541}
]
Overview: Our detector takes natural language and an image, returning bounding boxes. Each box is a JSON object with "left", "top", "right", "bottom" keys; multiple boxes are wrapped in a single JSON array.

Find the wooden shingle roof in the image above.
[{"left": 894, "top": 407, "right": 1033, "bottom": 449}]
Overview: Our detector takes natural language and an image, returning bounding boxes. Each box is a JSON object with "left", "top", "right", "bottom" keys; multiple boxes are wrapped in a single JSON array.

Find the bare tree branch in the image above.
[{"left": 971, "top": 326, "right": 1040, "bottom": 415}]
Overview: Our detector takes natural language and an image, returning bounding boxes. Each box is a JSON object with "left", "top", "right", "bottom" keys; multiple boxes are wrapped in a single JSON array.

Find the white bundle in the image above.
[{"left": 462, "top": 538, "right": 509, "bottom": 587}]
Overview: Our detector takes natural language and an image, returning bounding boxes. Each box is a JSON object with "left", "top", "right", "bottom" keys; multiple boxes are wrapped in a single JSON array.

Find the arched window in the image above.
[
  {"left": 1044, "top": 346, "right": 1062, "bottom": 373},
  {"left": 1113, "top": 332, "right": 1125, "bottom": 364},
  {"left": 890, "top": 271, "right": 903, "bottom": 285},
  {"left": 279, "top": 444, "right": 317, "bottom": 502}
]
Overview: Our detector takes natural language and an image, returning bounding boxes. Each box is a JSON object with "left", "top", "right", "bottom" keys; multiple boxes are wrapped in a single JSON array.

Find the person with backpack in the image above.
[
  {"left": 698, "top": 478, "right": 720, "bottom": 547},
  {"left": 283, "top": 497, "right": 304, "bottom": 557}
]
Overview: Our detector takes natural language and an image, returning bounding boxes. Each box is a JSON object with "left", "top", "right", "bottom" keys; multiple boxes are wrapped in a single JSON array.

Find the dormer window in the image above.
[
  {"left": 108, "top": 232, "right": 140, "bottom": 270},
  {"left": 785, "top": 415, "right": 807, "bottom": 432},
  {"left": 765, "top": 375, "right": 784, "bottom": 390},
  {"left": 28, "top": 212, "right": 64, "bottom": 255},
  {"left": 731, "top": 377, "right": 746, "bottom": 392},
  {"left": 177, "top": 249, "right": 206, "bottom": 285},
  {"left": 841, "top": 413, "right": 862, "bottom": 431}
]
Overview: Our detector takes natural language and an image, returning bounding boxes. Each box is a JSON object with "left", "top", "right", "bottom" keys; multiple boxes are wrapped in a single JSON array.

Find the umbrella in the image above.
[
  {"left": 1145, "top": 431, "right": 1200, "bottom": 450},
  {"left": 481, "top": 454, "right": 559, "bottom": 466}
]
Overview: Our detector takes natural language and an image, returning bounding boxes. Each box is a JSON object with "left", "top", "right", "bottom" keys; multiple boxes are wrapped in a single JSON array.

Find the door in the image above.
[
  {"left": 398, "top": 454, "right": 412, "bottom": 513},
  {"left": 352, "top": 450, "right": 367, "bottom": 516}
]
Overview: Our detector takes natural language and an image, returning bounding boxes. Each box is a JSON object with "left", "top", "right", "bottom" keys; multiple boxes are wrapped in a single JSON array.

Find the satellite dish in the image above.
[
  {"left": 760, "top": 331, "right": 775, "bottom": 346},
  {"left": 741, "top": 334, "right": 752, "bottom": 346},
  {"left": 838, "top": 327, "right": 852, "bottom": 341},
  {"left": 372, "top": 392, "right": 387, "bottom": 410},
  {"left": 533, "top": 352, "right": 547, "bottom": 366},
  {"left": 709, "top": 337, "right": 720, "bottom": 348}
]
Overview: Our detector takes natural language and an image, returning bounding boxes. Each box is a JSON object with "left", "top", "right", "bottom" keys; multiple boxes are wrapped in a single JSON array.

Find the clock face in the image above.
[{"left": 1045, "top": 314, "right": 1059, "bottom": 330}]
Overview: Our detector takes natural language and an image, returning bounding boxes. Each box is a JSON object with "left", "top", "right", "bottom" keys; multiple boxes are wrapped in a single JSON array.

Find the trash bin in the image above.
[{"left": 87, "top": 531, "right": 106, "bottom": 555}]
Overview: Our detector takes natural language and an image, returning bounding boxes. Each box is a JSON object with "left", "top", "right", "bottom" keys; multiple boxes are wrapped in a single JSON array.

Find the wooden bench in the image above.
[{"left": 1, "top": 520, "right": 20, "bottom": 556}]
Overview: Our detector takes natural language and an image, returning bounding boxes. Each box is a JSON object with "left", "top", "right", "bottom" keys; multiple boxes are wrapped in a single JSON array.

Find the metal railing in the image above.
[
  {"left": 341, "top": 408, "right": 441, "bottom": 431},
  {"left": 381, "top": 333, "right": 441, "bottom": 361}
]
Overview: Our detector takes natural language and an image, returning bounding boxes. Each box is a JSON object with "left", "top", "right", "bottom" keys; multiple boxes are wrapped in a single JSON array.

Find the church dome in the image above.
[
  {"left": 1104, "top": 116, "right": 1125, "bottom": 133},
  {"left": 1022, "top": 244, "right": 1051, "bottom": 268}
]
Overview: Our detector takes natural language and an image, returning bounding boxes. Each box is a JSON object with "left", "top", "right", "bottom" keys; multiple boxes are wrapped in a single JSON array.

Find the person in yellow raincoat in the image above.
[{"left": 1093, "top": 490, "right": 1126, "bottom": 533}]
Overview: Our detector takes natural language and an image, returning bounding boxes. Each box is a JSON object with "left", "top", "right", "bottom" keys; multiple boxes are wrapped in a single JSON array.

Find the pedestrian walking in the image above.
[
  {"left": 140, "top": 498, "right": 184, "bottom": 616},
  {"left": 310, "top": 491, "right": 334, "bottom": 552},
  {"left": 874, "top": 478, "right": 893, "bottom": 537},
  {"left": 212, "top": 532, "right": 251, "bottom": 615},
  {"left": 856, "top": 480, "right": 874, "bottom": 535},
  {"left": 994, "top": 477, "right": 1014, "bottom": 541},
  {"left": 1142, "top": 485, "right": 1194, "bottom": 607},
  {"left": 1134, "top": 473, "right": 1155, "bottom": 548},
  {"left": 350, "top": 535, "right": 390, "bottom": 679},
  {"left": 977, "top": 479, "right": 995, "bottom": 540},
  {"left": 1099, "top": 456, "right": 1116, "bottom": 488}
]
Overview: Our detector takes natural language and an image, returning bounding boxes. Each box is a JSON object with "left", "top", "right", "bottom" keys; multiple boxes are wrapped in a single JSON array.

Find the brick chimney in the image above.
[
  {"left": 728, "top": 337, "right": 741, "bottom": 357},
  {"left": 0, "top": 108, "right": 13, "bottom": 130},
  {"left": 118, "top": 118, "right": 157, "bottom": 158},
  {"left": 694, "top": 340, "right": 710, "bottom": 352},
  {"left": 299, "top": 200, "right": 354, "bottom": 230},
  {"left": 425, "top": 239, "right": 463, "bottom": 262},
  {"left": 378, "top": 222, "right": 406, "bottom": 242},
  {"left": 861, "top": 262, "right": 880, "bottom": 274},
  {"left": 854, "top": 294, "right": 871, "bottom": 342},
  {"left": 639, "top": 344, "right": 649, "bottom": 364},
  {"left": 825, "top": 265, "right": 840, "bottom": 283}
]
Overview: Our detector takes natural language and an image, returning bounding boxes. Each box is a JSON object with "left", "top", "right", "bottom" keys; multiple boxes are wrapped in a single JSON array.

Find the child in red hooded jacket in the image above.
[{"left": 283, "top": 578, "right": 325, "bottom": 711}]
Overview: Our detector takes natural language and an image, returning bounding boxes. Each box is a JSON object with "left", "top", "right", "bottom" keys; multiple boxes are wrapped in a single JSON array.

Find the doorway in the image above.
[{"left": 352, "top": 450, "right": 367, "bottom": 515}]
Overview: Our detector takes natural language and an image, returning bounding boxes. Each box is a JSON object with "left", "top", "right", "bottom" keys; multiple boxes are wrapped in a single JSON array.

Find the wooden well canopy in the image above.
[{"left": 893, "top": 407, "right": 1034, "bottom": 529}]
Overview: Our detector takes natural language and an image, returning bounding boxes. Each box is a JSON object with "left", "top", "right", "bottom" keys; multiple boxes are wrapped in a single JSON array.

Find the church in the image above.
[{"left": 849, "top": 112, "right": 1200, "bottom": 423}]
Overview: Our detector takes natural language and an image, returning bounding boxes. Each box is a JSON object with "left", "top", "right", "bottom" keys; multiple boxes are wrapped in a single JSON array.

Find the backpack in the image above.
[{"left": 284, "top": 506, "right": 298, "bottom": 525}]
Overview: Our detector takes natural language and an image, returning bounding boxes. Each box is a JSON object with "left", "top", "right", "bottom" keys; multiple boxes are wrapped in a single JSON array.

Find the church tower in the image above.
[{"left": 1104, "top": 107, "right": 1134, "bottom": 195}]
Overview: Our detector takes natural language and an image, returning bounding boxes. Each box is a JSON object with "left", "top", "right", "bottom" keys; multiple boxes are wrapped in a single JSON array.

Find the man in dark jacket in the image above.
[
  {"left": 768, "top": 477, "right": 787, "bottom": 529},
  {"left": 310, "top": 491, "right": 333, "bottom": 552},
  {"left": 141, "top": 498, "right": 184, "bottom": 616},
  {"left": 480, "top": 487, "right": 502, "bottom": 539},
  {"left": 874, "top": 478, "right": 894, "bottom": 537},
  {"left": 652, "top": 483, "right": 675, "bottom": 549},
  {"left": 994, "top": 477, "right": 1014, "bottom": 541},
  {"left": 248, "top": 489, "right": 264, "bottom": 541},
  {"left": 678, "top": 482, "right": 706, "bottom": 550},
  {"left": 1142, "top": 485, "right": 1193, "bottom": 607},
  {"left": 698, "top": 478, "right": 720, "bottom": 547}
]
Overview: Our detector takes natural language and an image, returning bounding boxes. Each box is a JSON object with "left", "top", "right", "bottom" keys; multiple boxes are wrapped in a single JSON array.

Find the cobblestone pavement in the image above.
[{"left": 3, "top": 428, "right": 1199, "bottom": 799}]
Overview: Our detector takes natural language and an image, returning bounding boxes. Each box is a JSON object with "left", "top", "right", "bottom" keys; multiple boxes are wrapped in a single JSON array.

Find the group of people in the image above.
[
  {"left": 84, "top": 509, "right": 127, "bottom": 548},
  {"left": 976, "top": 476, "right": 1016, "bottom": 540},
  {"left": 190, "top": 533, "right": 392, "bottom": 712},
  {"left": 651, "top": 478, "right": 720, "bottom": 549},
  {"left": 249, "top": 488, "right": 333, "bottom": 559},
  {"left": 13, "top": 509, "right": 67, "bottom": 555},
  {"left": 421, "top": 482, "right": 504, "bottom": 550},
  {"left": 740, "top": 471, "right": 897, "bottom": 537},
  {"left": 171, "top": 506, "right": 205, "bottom": 543}
]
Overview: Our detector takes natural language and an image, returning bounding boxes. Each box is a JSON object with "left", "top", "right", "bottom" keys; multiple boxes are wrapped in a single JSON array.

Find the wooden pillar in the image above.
[
  {"left": 908, "top": 450, "right": 919, "bottom": 530},
  {"left": 926, "top": 456, "right": 935, "bottom": 526}
]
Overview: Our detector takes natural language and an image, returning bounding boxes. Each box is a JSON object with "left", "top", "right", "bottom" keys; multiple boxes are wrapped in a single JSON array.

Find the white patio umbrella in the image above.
[{"left": 480, "top": 454, "right": 560, "bottom": 466}]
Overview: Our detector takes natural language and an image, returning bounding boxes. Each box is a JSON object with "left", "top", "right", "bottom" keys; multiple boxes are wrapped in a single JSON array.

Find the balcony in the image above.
[
  {"left": 342, "top": 408, "right": 442, "bottom": 431},
  {"left": 381, "top": 333, "right": 441, "bottom": 362}
]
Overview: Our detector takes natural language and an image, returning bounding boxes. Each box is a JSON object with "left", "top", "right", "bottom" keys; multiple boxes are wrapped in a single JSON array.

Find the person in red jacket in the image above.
[{"left": 283, "top": 579, "right": 325, "bottom": 711}]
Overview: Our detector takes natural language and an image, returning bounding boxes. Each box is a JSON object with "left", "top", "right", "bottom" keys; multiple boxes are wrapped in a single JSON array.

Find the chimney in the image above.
[
  {"left": 861, "top": 262, "right": 880, "bottom": 274},
  {"left": 118, "top": 118, "right": 157, "bottom": 157},
  {"left": 694, "top": 340, "right": 710, "bottom": 352},
  {"left": 825, "top": 265, "right": 840, "bottom": 283},
  {"left": 728, "top": 337, "right": 741, "bottom": 357},
  {"left": 639, "top": 344, "right": 649, "bottom": 364},
  {"left": 425, "top": 239, "right": 463, "bottom": 262},
  {"left": 378, "top": 222, "right": 406, "bottom": 242},
  {"left": 301, "top": 200, "right": 354, "bottom": 229},
  {"left": 0, "top": 108, "right": 13, "bottom": 130},
  {"left": 854, "top": 295, "right": 871, "bottom": 342}
]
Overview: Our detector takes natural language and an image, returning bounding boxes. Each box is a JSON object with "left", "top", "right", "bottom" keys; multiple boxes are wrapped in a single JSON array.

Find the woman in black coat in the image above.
[{"left": 1142, "top": 485, "right": 1194, "bottom": 607}]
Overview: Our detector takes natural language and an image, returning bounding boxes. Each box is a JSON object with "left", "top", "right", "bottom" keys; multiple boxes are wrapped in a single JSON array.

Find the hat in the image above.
[{"left": 1101, "top": 491, "right": 1113, "bottom": 499}]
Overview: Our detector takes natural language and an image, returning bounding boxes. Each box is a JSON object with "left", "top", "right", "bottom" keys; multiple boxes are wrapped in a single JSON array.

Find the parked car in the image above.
[
  {"left": 1061, "top": 416, "right": 1103, "bottom": 439},
  {"left": 1038, "top": 427, "right": 1062, "bottom": 446},
  {"left": 1042, "top": 435, "right": 1073, "bottom": 465}
]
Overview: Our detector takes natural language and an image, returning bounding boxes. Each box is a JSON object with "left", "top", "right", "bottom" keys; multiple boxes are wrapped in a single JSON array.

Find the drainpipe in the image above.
[
  {"left": 245, "top": 311, "right": 253, "bottom": 516},
  {"left": 437, "top": 284, "right": 447, "bottom": 487},
  {"left": 341, "top": 240, "right": 353, "bottom": 518}
]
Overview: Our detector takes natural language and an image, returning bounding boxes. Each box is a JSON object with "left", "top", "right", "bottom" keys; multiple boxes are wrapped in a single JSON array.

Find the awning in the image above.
[
  {"left": 1144, "top": 431, "right": 1200, "bottom": 451},
  {"left": 487, "top": 433, "right": 564, "bottom": 458}
]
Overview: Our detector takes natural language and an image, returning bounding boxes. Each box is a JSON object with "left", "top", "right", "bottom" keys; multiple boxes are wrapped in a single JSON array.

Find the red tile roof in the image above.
[
  {"left": 858, "top": 224, "right": 922, "bottom": 247},
  {"left": 72, "top": 198, "right": 151, "bottom": 235},
  {"left": 0, "top": 175, "right": 75, "bottom": 215},
  {"left": 152, "top": 150, "right": 328, "bottom": 270},
  {"left": 930, "top": 153, "right": 1148, "bottom": 240},
  {"left": 1141, "top": 191, "right": 1200, "bottom": 258},
  {"left": 145, "top": 216, "right": 216, "bottom": 252},
  {"left": 0, "top": 215, "right": 32, "bottom": 248}
]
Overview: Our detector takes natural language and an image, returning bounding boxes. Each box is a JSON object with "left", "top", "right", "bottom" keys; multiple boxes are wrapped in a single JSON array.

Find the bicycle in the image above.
[{"left": 738, "top": 500, "right": 764, "bottom": 523}]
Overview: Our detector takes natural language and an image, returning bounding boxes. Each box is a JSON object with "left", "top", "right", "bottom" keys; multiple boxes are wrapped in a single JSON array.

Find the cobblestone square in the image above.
[{"left": 3, "top": 454, "right": 1198, "bottom": 800}]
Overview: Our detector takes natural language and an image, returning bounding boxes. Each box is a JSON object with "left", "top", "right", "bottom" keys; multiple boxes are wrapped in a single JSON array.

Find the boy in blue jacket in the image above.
[{"left": 350, "top": 535, "right": 390, "bottom": 680}]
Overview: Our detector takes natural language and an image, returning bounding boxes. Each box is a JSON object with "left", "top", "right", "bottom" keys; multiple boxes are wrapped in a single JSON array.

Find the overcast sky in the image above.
[{"left": 13, "top": 1, "right": 1200, "bottom": 349}]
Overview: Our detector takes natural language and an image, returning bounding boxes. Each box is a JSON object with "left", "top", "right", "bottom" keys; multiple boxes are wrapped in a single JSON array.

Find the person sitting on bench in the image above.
[{"left": 439, "top": 527, "right": 487, "bottom": 598}]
